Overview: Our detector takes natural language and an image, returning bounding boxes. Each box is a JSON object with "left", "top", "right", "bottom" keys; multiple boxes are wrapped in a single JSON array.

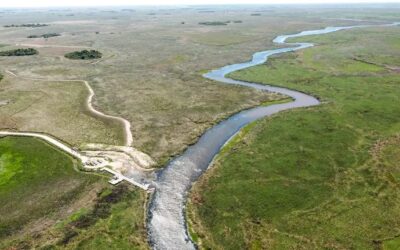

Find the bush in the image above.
[
  {"left": 28, "top": 33, "right": 60, "bottom": 39},
  {"left": 0, "top": 48, "right": 38, "bottom": 56},
  {"left": 4, "top": 23, "right": 48, "bottom": 28},
  {"left": 64, "top": 50, "right": 102, "bottom": 60},
  {"left": 198, "top": 21, "right": 228, "bottom": 26}
]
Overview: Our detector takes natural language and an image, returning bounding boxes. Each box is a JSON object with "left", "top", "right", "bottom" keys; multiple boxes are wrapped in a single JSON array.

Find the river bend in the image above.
[{"left": 147, "top": 22, "right": 399, "bottom": 250}]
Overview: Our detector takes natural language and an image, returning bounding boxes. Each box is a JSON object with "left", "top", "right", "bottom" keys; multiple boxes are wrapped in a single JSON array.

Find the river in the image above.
[{"left": 147, "top": 22, "right": 399, "bottom": 250}]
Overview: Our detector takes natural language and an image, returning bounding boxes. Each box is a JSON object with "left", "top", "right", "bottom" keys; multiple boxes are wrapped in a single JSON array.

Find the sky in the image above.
[{"left": 1, "top": 0, "right": 400, "bottom": 8}]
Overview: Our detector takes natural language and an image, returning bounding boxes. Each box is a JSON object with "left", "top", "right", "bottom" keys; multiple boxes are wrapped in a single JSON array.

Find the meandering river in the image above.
[{"left": 147, "top": 22, "right": 399, "bottom": 250}]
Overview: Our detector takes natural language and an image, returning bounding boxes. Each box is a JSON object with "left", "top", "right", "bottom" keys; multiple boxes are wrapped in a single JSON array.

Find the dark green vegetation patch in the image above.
[
  {"left": 198, "top": 21, "right": 228, "bottom": 26},
  {"left": 28, "top": 33, "right": 61, "bottom": 39},
  {"left": 189, "top": 26, "right": 400, "bottom": 249},
  {"left": 65, "top": 49, "right": 102, "bottom": 60},
  {"left": 4, "top": 23, "right": 49, "bottom": 28},
  {"left": 0, "top": 48, "right": 38, "bottom": 56},
  {"left": 198, "top": 20, "right": 243, "bottom": 26}
]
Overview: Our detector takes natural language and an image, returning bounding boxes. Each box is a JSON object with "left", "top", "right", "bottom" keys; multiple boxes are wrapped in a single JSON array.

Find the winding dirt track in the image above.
[
  {"left": 4, "top": 70, "right": 133, "bottom": 147},
  {"left": 0, "top": 70, "right": 152, "bottom": 189},
  {"left": 0, "top": 130, "right": 85, "bottom": 161}
]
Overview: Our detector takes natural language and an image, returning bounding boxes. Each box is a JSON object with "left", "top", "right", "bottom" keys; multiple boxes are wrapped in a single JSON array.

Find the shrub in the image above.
[
  {"left": 0, "top": 48, "right": 38, "bottom": 56},
  {"left": 27, "top": 33, "right": 60, "bottom": 39},
  {"left": 64, "top": 50, "right": 102, "bottom": 60},
  {"left": 198, "top": 21, "right": 228, "bottom": 26},
  {"left": 4, "top": 23, "right": 48, "bottom": 28}
]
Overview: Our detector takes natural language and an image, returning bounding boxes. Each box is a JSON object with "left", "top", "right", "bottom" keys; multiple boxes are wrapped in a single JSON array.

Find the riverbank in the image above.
[
  {"left": 146, "top": 23, "right": 396, "bottom": 249},
  {"left": 188, "top": 24, "right": 400, "bottom": 249}
]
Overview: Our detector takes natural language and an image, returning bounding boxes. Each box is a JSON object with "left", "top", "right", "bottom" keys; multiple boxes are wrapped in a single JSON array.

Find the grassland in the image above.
[
  {"left": 0, "top": 5, "right": 399, "bottom": 249},
  {"left": 0, "top": 136, "right": 99, "bottom": 247},
  {"left": 57, "top": 186, "right": 148, "bottom": 250},
  {"left": 0, "top": 76, "right": 124, "bottom": 147},
  {"left": 0, "top": 136, "right": 92, "bottom": 239},
  {"left": 0, "top": 136, "right": 148, "bottom": 249},
  {"left": 0, "top": 5, "right": 385, "bottom": 164},
  {"left": 188, "top": 25, "right": 400, "bottom": 249}
]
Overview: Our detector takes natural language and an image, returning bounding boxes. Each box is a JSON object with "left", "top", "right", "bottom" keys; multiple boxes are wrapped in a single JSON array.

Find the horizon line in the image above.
[{"left": 1, "top": 2, "right": 400, "bottom": 9}]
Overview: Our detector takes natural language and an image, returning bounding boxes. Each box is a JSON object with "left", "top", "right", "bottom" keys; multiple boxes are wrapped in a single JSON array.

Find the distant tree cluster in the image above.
[
  {"left": 121, "top": 9, "right": 136, "bottom": 12},
  {"left": 199, "top": 21, "right": 228, "bottom": 26},
  {"left": 0, "top": 48, "right": 38, "bottom": 56},
  {"left": 251, "top": 13, "right": 262, "bottom": 16},
  {"left": 4, "top": 23, "right": 49, "bottom": 28},
  {"left": 27, "top": 33, "right": 61, "bottom": 39},
  {"left": 198, "top": 20, "right": 243, "bottom": 26},
  {"left": 64, "top": 50, "right": 102, "bottom": 60}
]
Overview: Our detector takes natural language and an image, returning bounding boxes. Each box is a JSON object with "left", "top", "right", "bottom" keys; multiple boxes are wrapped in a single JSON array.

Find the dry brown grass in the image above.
[
  {"left": 0, "top": 75, "right": 123, "bottom": 147},
  {"left": 0, "top": 7, "right": 380, "bottom": 164}
]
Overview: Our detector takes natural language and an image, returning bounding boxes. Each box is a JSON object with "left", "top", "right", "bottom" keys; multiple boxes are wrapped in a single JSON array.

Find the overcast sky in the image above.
[{"left": 1, "top": 0, "right": 400, "bottom": 8}]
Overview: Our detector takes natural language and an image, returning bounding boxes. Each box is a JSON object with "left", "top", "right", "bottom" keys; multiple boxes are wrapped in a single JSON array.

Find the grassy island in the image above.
[
  {"left": 65, "top": 50, "right": 102, "bottom": 60},
  {"left": 198, "top": 21, "right": 228, "bottom": 26},
  {"left": 0, "top": 48, "right": 38, "bottom": 56},
  {"left": 4, "top": 23, "right": 49, "bottom": 28},
  {"left": 28, "top": 33, "right": 61, "bottom": 39}
]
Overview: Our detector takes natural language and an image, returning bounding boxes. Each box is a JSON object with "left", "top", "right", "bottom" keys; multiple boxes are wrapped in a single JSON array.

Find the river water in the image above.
[{"left": 147, "top": 22, "right": 399, "bottom": 250}]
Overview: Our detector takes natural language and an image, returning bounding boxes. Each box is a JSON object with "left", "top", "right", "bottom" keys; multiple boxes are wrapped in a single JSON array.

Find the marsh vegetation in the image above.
[
  {"left": 189, "top": 25, "right": 400, "bottom": 249},
  {"left": 27, "top": 33, "right": 61, "bottom": 38},
  {"left": 0, "top": 48, "right": 38, "bottom": 56},
  {"left": 198, "top": 21, "right": 229, "bottom": 26},
  {"left": 65, "top": 50, "right": 102, "bottom": 60},
  {"left": 0, "top": 136, "right": 96, "bottom": 246},
  {"left": 0, "top": 5, "right": 399, "bottom": 249},
  {"left": 0, "top": 136, "right": 147, "bottom": 249},
  {"left": 4, "top": 23, "right": 49, "bottom": 28}
]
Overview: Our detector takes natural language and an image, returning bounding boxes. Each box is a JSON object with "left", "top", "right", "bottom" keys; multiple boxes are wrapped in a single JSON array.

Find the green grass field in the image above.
[
  {"left": 0, "top": 136, "right": 96, "bottom": 239},
  {"left": 0, "top": 136, "right": 148, "bottom": 249},
  {"left": 188, "top": 26, "right": 400, "bottom": 249}
]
